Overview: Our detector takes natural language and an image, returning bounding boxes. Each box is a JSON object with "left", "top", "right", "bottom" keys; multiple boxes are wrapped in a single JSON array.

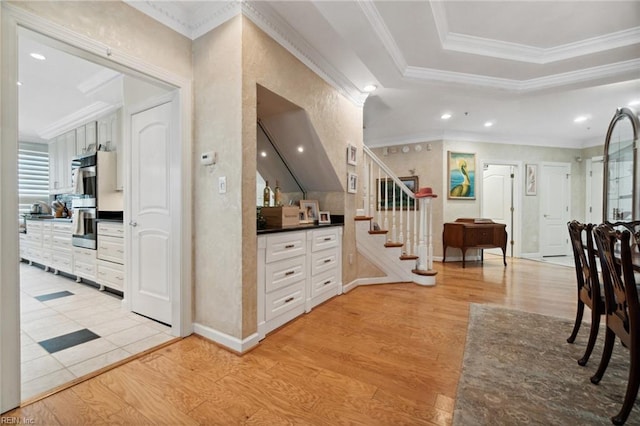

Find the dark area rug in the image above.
[{"left": 453, "top": 304, "right": 639, "bottom": 425}]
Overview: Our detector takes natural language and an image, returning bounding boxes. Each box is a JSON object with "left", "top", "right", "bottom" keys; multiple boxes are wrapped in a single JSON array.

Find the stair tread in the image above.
[
  {"left": 369, "top": 230, "right": 388, "bottom": 235},
  {"left": 412, "top": 268, "right": 438, "bottom": 276},
  {"left": 400, "top": 254, "right": 419, "bottom": 260},
  {"left": 384, "top": 242, "right": 404, "bottom": 248},
  {"left": 354, "top": 216, "right": 373, "bottom": 221}
]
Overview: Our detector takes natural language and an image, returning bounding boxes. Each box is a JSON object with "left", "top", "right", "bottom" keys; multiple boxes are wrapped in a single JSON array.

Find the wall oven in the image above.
[
  {"left": 71, "top": 154, "right": 97, "bottom": 207},
  {"left": 71, "top": 206, "right": 97, "bottom": 249}
]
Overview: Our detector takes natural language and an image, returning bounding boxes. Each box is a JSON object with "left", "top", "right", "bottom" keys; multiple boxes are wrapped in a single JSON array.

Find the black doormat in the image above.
[{"left": 38, "top": 328, "right": 100, "bottom": 354}]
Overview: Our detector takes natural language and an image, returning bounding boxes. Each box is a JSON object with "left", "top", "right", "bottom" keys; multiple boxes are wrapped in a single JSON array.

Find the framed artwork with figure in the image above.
[
  {"left": 448, "top": 151, "right": 475, "bottom": 199},
  {"left": 525, "top": 164, "right": 537, "bottom": 196}
]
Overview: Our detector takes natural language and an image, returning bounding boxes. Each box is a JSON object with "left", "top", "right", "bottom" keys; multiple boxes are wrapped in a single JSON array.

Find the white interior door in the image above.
[
  {"left": 540, "top": 163, "right": 571, "bottom": 257},
  {"left": 586, "top": 157, "right": 604, "bottom": 224},
  {"left": 482, "top": 164, "right": 513, "bottom": 256},
  {"left": 130, "top": 101, "right": 175, "bottom": 325}
]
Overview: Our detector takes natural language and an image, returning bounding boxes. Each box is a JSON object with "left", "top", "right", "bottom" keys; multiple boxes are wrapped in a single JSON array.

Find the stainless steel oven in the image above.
[
  {"left": 71, "top": 153, "right": 97, "bottom": 206},
  {"left": 71, "top": 207, "right": 97, "bottom": 249}
]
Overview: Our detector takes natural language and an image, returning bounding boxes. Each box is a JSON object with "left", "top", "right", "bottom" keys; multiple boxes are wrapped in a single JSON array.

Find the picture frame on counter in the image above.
[
  {"left": 319, "top": 211, "right": 331, "bottom": 224},
  {"left": 347, "top": 172, "right": 358, "bottom": 194},
  {"left": 347, "top": 144, "right": 358, "bottom": 166},
  {"left": 300, "top": 200, "right": 320, "bottom": 222},
  {"left": 298, "top": 209, "right": 310, "bottom": 224}
]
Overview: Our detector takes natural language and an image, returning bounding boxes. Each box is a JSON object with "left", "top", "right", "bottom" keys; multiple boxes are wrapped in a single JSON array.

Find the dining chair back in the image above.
[
  {"left": 592, "top": 223, "right": 640, "bottom": 425},
  {"left": 567, "top": 221, "right": 604, "bottom": 366}
]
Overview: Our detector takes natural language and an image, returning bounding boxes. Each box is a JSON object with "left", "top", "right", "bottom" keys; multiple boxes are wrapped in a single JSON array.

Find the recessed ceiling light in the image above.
[
  {"left": 363, "top": 84, "right": 377, "bottom": 93},
  {"left": 30, "top": 53, "right": 46, "bottom": 61},
  {"left": 297, "top": 146, "right": 304, "bottom": 153},
  {"left": 628, "top": 100, "right": 640, "bottom": 107},
  {"left": 260, "top": 151, "right": 267, "bottom": 157},
  {"left": 441, "top": 113, "right": 452, "bottom": 120},
  {"left": 574, "top": 116, "right": 588, "bottom": 123},
  {"left": 484, "top": 121, "right": 494, "bottom": 127}
]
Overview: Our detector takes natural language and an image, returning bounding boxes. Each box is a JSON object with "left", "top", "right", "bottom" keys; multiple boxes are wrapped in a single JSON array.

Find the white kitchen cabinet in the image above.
[
  {"left": 97, "top": 221, "right": 124, "bottom": 292},
  {"left": 75, "top": 121, "right": 97, "bottom": 156},
  {"left": 50, "top": 221, "right": 73, "bottom": 275},
  {"left": 48, "top": 130, "right": 76, "bottom": 194},
  {"left": 73, "top": 246, "right": 97, "bottom": 281},
  {"left": 257, "top": 226, "right": 343, "bottom": 340}
]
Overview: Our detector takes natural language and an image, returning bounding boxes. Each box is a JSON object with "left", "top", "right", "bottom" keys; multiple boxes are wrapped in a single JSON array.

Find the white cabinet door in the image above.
[
  {"left": 48, "top": 139, "right": 59, "bottom": 192},
  {"left": 130, "top": 101, "right": 175, "bottom": 325},
  {"left": 75, "top": 125, "right": 86, "bottom": 157}
]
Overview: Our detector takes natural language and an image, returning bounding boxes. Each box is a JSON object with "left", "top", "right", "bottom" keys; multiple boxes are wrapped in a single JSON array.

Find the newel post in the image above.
[{"left": 413, "top": 187, "right": 437, "bottom": 286}]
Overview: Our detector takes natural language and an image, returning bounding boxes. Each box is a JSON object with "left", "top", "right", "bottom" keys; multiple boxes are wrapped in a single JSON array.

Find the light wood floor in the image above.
[{"left": 3, "top": 256, "right": 577, "bottom": 425}]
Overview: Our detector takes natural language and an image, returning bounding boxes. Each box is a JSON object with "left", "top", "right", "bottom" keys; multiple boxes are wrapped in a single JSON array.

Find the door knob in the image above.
[{"left": 129, "top": 221, "right": 138, "bottom": 227}]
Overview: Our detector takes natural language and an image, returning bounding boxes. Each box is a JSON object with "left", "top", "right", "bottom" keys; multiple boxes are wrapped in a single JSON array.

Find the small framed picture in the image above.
[
  {"left": 319, "top": 211, "right": 331, "bottom": 224},
  {"left": 347, "top": 144, "right": 357, "bottom": 166},
  {"left": 348, "top": 172, "right": 358, "bottom": 194},
  {"left": 298, "top": 209, "right": 309, "bottom": 224},
  {"left": 525, "top": 164, "right": 537, "bottom": 196},
  {"left": 300, "top": 200, "right": 320, "bottom": 222}
]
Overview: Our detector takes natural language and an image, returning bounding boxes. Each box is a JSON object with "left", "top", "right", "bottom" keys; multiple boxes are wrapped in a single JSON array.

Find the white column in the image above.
[{"left": 416, "top": 197, "right": 427, "bottom": 271}]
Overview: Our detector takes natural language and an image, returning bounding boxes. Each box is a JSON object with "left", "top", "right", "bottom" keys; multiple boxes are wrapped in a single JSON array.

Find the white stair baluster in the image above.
[
  {"left": 398, "top": 189, "right": 404, "bottom": 247},
  {"left": 391, "top": 179, "right": 397, "bottom": 243}
]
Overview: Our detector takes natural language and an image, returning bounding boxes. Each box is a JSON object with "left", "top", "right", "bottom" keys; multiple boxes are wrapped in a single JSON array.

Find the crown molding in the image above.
[
  {"left": 124, "top": 0, "right": 241, "bottom": 40},
  {"left": 242, "top": 1, "right": 368, "bottom": 106},
  {"left": 405, "top": 58, "right": 640, "bottom": 92},
  {"left": 77, "top": 68, "right": 122, "bottom": 96},
  {"left": 357, "top": 0, "right": 407, "bottom": 73},
  {"left": 430, "top": 1, "right": 640, "bottom": 64},
  {"left": 38, "top": 101, "right": 122, "bottom": 140},
  {"left": 365, "top": 129, "right": 587, "bottom": 150}
]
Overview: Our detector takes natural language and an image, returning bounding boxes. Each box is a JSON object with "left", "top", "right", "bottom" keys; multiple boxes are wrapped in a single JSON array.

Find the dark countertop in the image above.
[
  {"left": 24, "top": 216, "right": 73, "bottom": 222},
  {"left": 257, "top": 222, "right": 343, "bottom": 235}
]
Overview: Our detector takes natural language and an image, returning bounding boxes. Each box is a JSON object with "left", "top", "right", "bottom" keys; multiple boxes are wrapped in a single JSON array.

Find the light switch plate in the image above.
[{"left": 218, "top": 176, "right": 226, "bottom": 193}]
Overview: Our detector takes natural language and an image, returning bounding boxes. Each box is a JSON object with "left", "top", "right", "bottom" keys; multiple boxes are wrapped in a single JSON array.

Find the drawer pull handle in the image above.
[
  {"left": 116, "top": 276, "right": 123, "bottom": 280},
  {"left": 323, "top": 280, "right": 331, "bottom": 285},
  {"left": 117, "top": 249, "right": 124, "bottom": 253},
  {"left": 285, "top": 270, "right": 295, "bottom": 276},
  {"left": 284, "top": 244, "right": 295, "bottom": 249},
  {"left": 323, "top": 237, "right": 332, "bottom": 241},
  {"left": 323, "top": 259, "right": 331, "bottom": 264},
  {"left": 284, "top": 297, "right": 294, "bottom": 303}
]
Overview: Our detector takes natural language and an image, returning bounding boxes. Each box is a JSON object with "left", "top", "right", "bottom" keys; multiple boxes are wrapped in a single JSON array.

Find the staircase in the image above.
[{"left": 352, "top": 146, "right": 437, "bottom": 287}]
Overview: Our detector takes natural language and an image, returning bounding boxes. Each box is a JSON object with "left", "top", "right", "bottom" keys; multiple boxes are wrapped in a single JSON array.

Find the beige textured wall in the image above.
[
  {"left": 8, "top": 1, "right": 192, "bottom": 80},
  {"left": 373, "top": 140, "right": 587, "bottom": 256},
  {"left": 193, "top": 18, "right": 245, "bottom": 337},
  {"left": 242, "top": 17, "right": 363, "bottom": 322}
]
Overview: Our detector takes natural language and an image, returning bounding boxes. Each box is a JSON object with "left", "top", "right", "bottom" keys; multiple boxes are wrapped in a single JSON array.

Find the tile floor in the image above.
[{"left": 19, "top": 261, "right": 174, "bottom": 401}]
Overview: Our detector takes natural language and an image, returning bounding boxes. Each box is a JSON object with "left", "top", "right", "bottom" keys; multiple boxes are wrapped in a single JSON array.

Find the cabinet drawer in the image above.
[
  {"left": 52, "top": 222, "right": 73, "bottom": 233},
  {"left": 42, "top": 233, "right": 52, "bottom": 248},
  {"left": 96, "top": 261, "right": 124, "bottom": 291},
  {"left": 26, "top": 221, "right": 43, "bottom": 231},
  {"left": 265, "top": 256, "right": 306, "bottom": 294},
  {"left": 265, "top": 232, "right": 306, "bottom": 263},
  {"left": 264, "top": 281, "right": 305, "bottom": 321},
  {"left": 97, "top": 222, "right": 125, "bottom": 237},
  {"left": 311, "top": 228, "right": 339, "bottom": 252},
  {"left": 311, "top": 248, "right": 339, "bottom": 276},
  {"left": 310, "top": 269, "right": 340, "bottom": 298},
  {"left": 74, "top": 260, "right": 96, "bottom": 280},
  {"left": 73, "top": 247, "right": 96, "bottom": 262},
  {"left": 52, "top": 234, "right": 72, "bottom": 248},
  {"left": 52, "top": 252, "right": 73, "bottom": 273},
  {"left": 98, "top": 235, "right": 124, "bottom": 264}
]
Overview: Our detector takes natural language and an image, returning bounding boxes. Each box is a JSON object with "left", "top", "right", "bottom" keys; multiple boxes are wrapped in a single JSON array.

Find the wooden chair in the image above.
[
  {"left": 592, "top": 223, "right": 640, "bottom": 425},
  {"left": 566, "top": 221, "right": 604, "bottom": 366}
]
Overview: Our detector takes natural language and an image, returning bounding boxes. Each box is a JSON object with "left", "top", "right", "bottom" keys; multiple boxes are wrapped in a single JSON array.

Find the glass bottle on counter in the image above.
[
  {"left": 274, "top": 180, "right": 282, "bottom": 207},
  {"left": 263, "top": 180, "right": 272, "bottom": 207}
]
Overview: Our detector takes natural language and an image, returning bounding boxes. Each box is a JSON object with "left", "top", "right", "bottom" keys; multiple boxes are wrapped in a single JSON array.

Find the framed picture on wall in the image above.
[
  {"left": 447, "top": 151, "right": 476, "bottom": 200},
  {"left": 348, "top": 172, "right": 358, "bottom": 193},
  {"left": 347, "top": 144, "right": 357, "bottom": 166},
  {"left": 376, "top": 176, "right": 419, "bottom": 211},
  {"left": 525, "top": 164, "right": 537, "bottom": 196}
]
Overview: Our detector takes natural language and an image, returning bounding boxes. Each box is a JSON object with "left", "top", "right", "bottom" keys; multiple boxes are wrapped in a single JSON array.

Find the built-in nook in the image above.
[{"left": 256, "top": 84, "right": 342, "bottom": 209}]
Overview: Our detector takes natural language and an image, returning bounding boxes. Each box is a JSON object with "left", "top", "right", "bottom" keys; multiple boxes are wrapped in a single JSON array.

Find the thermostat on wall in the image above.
[{"left": 200, "top": 151, "right": 217, "bottom": 166}]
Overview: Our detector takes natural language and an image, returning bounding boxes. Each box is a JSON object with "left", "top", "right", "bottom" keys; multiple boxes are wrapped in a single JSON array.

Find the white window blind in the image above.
[{"left": 18, "top": 142, "right": 49, "bottom": 215}]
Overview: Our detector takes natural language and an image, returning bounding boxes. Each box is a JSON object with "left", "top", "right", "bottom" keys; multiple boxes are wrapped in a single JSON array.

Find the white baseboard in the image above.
[
  {"left": 193, "top": 322, "right": 259, "bottom": 354},
  {"left": 520, "top": 252, "right": 542, "bottom": 258},
  {"left": 343, "top": 276, "right": 411, "bottom": 293}
]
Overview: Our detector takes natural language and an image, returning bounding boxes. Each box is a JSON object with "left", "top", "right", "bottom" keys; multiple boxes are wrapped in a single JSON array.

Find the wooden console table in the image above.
[{"left": 442, "top": 218, "right": 507, "bottom": 268}]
